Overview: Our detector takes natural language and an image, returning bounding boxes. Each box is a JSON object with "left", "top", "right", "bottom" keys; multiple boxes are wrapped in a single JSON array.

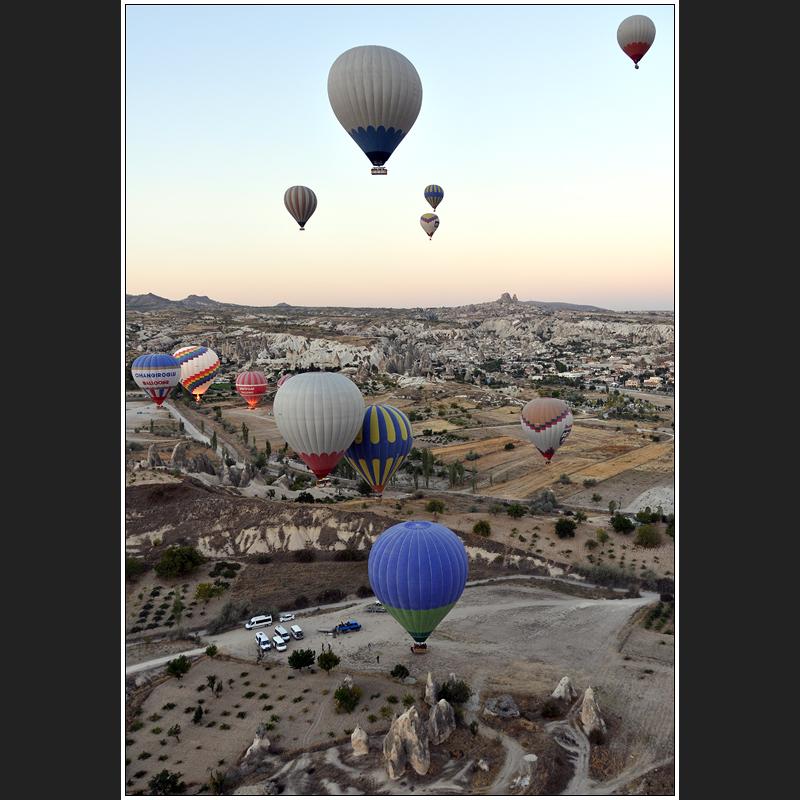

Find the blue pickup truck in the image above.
[{"left": 337, "top": 621, "right": 361, "bottom": 633}]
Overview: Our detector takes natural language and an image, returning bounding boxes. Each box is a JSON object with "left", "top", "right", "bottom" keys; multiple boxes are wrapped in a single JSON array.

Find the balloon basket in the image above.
[
  {"left": 411, "top": 643, "right": 428, "bottom": 654},
  {"left": 371, "top": 167, "right": 388, "bottom": 175}
]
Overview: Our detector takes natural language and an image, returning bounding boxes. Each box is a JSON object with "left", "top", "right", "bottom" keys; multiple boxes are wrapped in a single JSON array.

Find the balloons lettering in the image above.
[
  {"left": 368, "top": 520, "right": 469, "bottom": 644},
  {"left": 235, "top": 371, "right": 268, "bottom": 409},
  {"left": 130, "top": 353, "right": 181, "bottom": 406}
]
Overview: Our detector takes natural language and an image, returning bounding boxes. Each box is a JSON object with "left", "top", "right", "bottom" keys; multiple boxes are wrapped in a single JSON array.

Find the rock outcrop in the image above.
[
  {"left": 351, "top": 723, "right": 369, "bottom": 757},
  {"left": 424, "top": 671, "right": 441, "bottom": 706},
  {"left": 147, "top": 443, "right": 164, "bottom": 468},
  {"left": 244, "top": 722, "right": 270, "bottom": 759},
  {"left": 483, "top": 694, "right": 520, "bottom": 718},
  {"left": 382, "top": 706, "right": 430, "bottom": 779},
  {"left": 580, "top": 686, "right": 606, "bottom": 735},
  {"left": 428, "top": 698, "right": 456, "bottom": 745},
  {"left": 552, "top": 676, "right": 577, "bottom": 702}
]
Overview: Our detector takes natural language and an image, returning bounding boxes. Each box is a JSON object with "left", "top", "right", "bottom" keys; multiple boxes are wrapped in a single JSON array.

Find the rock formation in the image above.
[
  {"left": 244, "top": 722, "right": 270, "bottom": 759},
  {"left": 147, "top": 443, "right": 164, "bottom": 468},
  {"left": 382, "top": 706, "right": 430, "bottom": 779},
  {"left": 351, "top": 723, "right": 369, "bottom": 757},
  {"left": 580, "top": 686, "right": 606, "bottom": 735},
  {"left": 170, "top": 442, "right": 188, "bottom": 469},
  {"left": 552, "top": 675, "right": 577, "bottom": 702},
  {"left": 428, "top": 698, "right": 456, "bottom": 745},
  {"left": 424, "top": 671, "right": 441, "bottom": 706},
  {"left": 483, "top": 694, "right": 520, "bottom": 718}
]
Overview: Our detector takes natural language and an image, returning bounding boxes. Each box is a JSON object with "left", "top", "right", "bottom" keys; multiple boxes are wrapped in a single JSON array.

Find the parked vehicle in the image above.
[
  {"left": 290, "top": 625, "right": 304, "bottom": 640},
  {"left": 255, "top": 632, "right": 271, "bottom": 651},
  {"left": 272, "top": 636, "right": 287, "bottom": 652},
  {"left": 279, "top": 613, "right": 295, "bottom": 622},
  {"left": 337, "top": 621, "right": 361, "bottom": 633},
  {"left": 275, "top": 626, "right": 291, "bottom": 641},
  {"left": 245, "top": 614, "right": 272, "bottom": 630}
]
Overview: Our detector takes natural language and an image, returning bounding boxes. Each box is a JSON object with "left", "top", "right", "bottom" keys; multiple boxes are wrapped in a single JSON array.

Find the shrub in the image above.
[
  {"left": 356, "top": 584, "right": 373, "bottom": 598},
  {"left": 294, "top": 550, "right": 316, "bottom": 563},
  {"left": 588, "top": 728, "right": 607, "bottom": 746},
  {"left": 317, "top": 588, "right": 344, "bottom": 604},
  {"left": 125, "top": 556, "right": 144, "bottom": 581},
  {"left": 507, "top": 504, "right": 526, "bottom": 519},
  {"left": 555, "top": 518, "right": 577, "bottom": 539},
  {"left": 610, "top": 514, "right": 635, "bottom": 534},
  {"left": 472, "top": 520, "right": 492, "bottom": 537},
  {"left": 440, "top": 679, "right": 472, "bottom": 706},
  {"left": 540, "top": 699, "right": 562, "bottom": 719},
  {"left": 154, "top": 546, "right": 205, "bottom": 580},
  {"left": 391, "top": 664, "right": 410, "bottom": 680},
  {"left": 166, "top": 655, "right": 192, "bottom": 679},
  {"left": 425, "top": 499, "right": 446, "bottom": 515},
  {"left": 206, "top": 599, "right": 252, "bottom": 635},
  {"left": 335, "top": 548, "right": 365, "bottom": 562},
  {"left": 334, "top": 684, "right": 363, "bottom": 714},
  {"left": 635, "top": 525, "right": 663, "bottom": 548},
  {"left": 529, "top": 490, "right": 559, "bottom": 515}
]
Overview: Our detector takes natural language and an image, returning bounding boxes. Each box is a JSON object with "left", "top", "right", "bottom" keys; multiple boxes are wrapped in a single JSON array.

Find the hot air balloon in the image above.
[
  {"left": 235, "top": 371, "right": 268, "bottom": 409},
  {"left": 520, "top": 397, "right": 573, "bottom": 463},
  {"left": 617, "top": 15, "right": 656, "bottom": 69},
  {"left": 368, "top": 520, "right": 469, "bottom": 645},
  {"left": 173, "top": 346, "right": 220, "bottom": 404},
  {"left": 130, "top": 353, "right": 181, "bottom": 406},
  {"left": 420, "top": 213, "right": 439, "bottom": 240},
  {"left": 327, "top": 45, "right": 423, "bottom": 175},
  {"left": 276, "top": 374, "right": 293, "bottom": 388},
  {"left": 284, "top": 186, "right": 317, "bottom": 230},
  {"left": 273, "top": 371, "right": 364, "bottom": 483},
  {"left": 345, "top": 404, "right": 414, "bottom": 497},
  {"left": 424, "top": 185, "right": 443, "bottom": 211}
]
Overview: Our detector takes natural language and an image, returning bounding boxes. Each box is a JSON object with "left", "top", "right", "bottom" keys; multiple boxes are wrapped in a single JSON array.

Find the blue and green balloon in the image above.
[{"left": 368, "top": 520, "right": 469, "bottom": 644}]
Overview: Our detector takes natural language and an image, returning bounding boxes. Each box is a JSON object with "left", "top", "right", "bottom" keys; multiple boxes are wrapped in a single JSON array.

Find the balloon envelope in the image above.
[
  {"left": 424, "top": 185, "right": 443, "bottom": 211},
  {"left": 173, "top": 346, "right": 220, "bottom": 403},
  {"left": 420, "top": 213, "right": 439, "bottom": 239},
  {"left": 273, "top": 372, "right": 364, "bottom": 480},
  {"left": 368, "top": 520, "right": 469, "bottom": 644},
  {"left": 235, "top": 371, "right": 268, "bottom": 409},
  {"left": 345, "top": 405, "right": 414, "bottom": 495},
  {"left": 131, "top": 353, "right": 181, "bottom": 406},
  {"left": 327, "top": 45, "right": 423, "bottom": 169},
  {"left": 284, "top": 186, "right": 317, "bottom": 230},
  {"left": 520, "top": 398, "right": 573, "bottom": 462},
  {"left": 617, "top": 15, "right": 656, "bottom": 68}
]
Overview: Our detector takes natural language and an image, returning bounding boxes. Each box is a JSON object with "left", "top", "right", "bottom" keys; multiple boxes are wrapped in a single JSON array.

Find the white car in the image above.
[
  {"left": 255, "top": 632, "right": 271, "bottom": 651},
  {"left": 279, "top": 613, "right": 295, "bottom": 622}
]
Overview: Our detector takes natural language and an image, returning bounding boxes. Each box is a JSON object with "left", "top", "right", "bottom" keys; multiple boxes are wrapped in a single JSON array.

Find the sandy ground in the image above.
[{"left": 125, "top": 579, "right": 675, "bottom": 795}]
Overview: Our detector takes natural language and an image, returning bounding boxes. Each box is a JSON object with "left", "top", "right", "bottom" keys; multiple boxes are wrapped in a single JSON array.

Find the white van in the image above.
[
  {"left": 255, "top": 632, "right": 271, "bottom": 651},
  {"left": 245, "top": 614, "right": 272, "bottom": 630},
  {"left": 275, "top": 625, "right": 290, "bottom": 642},
  {"left": 272, "top": 635, "right": 287, "bottom": 652},
  {"left": 290, "top": 624, "right": 304, "bottom": 640}
]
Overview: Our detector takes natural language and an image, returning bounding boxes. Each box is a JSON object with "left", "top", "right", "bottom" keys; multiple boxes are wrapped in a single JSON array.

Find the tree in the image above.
[
  {"left": 472, "top": 520, "right": 492, "bottom": 537},
  {"left": 440, "top": 679, "right": 473, "bottom": 706},
  {"left": 241, "top": 422, "right": 249, "bottom": 444},
  {"left": 334, "top": 683, "right": 363, "bottom": 714},
  {"left": 172, "top": 592, "right": 184, "bottom": 624},
  {"left": 608, "top": 500, "right": 617, "bottom": 515},
  {"left": 166, "top": 655, "right": 192, "bottom": 679},
  {"left": 318, "top": 650, "right": 340, "bottom": 674},
  {"left": 125, "top": 555, "right": 144, "bottom": 582},
  {"left": 635, "top": 524, "right": 663, "bottom": 548},
  {"left": 555, "top": 518, "right": 577, "bottom": 538},
  {"left": 288, "top": 648, "right": 316, "bottom": 671},
  {"left": 507, "top": 504, "right": 525, "bottom": 519},
  {"left": 148, "top": 770, "right": 186, "bottom": 795},
  {"left": 391, "top": 664, "right": 410, "bottom": 680},
  {"left": 167, "top": 723, "right": 181, "bottom": 743},
  {"left": 425, "top": 498, "right": 446, "bottom": 517},
  {"left": 155, "top": 545, "right": 205, "bottom": 580},
  {"left": 610, "top": 513, "right": 635, "bottom": 534}
]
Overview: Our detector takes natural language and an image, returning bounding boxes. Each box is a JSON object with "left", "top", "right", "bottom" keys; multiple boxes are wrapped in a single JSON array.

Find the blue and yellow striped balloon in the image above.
[
  {"left": 368, "top": 520, "right": 469, "bottom": 644},
  {"left": 344, "top": 404, "right": 413, "bottom": 495},
  {"left": 424, "top": 184, "right": 444, "bottom": 211}
]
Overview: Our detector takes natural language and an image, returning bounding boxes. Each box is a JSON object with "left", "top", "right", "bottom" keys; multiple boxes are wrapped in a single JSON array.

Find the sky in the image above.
[{"left": 124, "top": 4, "right": 676, "bottom": 312}]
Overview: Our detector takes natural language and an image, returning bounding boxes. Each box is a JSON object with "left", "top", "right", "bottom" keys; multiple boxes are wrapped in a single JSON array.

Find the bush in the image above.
[
  {"left": 635, "top": 524, "right": 663, "bottom": 548},
  {"left": 555, "top": 518, "right": 577, "bottom": 539},
  {"left": 154, "top": 546, "right": 205, "bottom": 580},
  {"left": 334, "top": 684, "right": 363, "bottom": 714},
  {"left": 425, "top": 499, "right": 446, "bottom": 515},
  {"left": 540, "top": 699, "right": 562, "bottom": 719},
  {"left": 529, "top": 490, "right": 559, "bottom": 515},
  {"left": 206, "top": 599, "right": 252, "bottom": 635},
  {"left": 610, "top": 514, "right": 635, "bottom": 534},
  {"left": 125, "top": 556, "right": 144, "bottom": 582},
  {"left": 391, "top": 664, "right": 410, "bottom": 680},
  {"left": 294, "top": 550, "right": 316, "bottom": 563},
  {"left": 588, "top": 728, "right": 607, "bottom": 746},
  {"left": 356, "top": 584, "right": 373, "bottom": 598},
  {"left": 507, "top": 504, "right": 525, "bottom": 519},
  {"left": 335, "top": 548, "right": 365, "bottom": 562},
  {"left": 472, "top": 520, "right": 492, "bottom": 537},
  {"left": 440, "top": 679, "right": 472, "bottom": 706},
  {"left": 166, "top": 655, "right": 192, "bottom": 679},
  {"left": 317, "top": 588, "right": 345, "bottom": 604}
]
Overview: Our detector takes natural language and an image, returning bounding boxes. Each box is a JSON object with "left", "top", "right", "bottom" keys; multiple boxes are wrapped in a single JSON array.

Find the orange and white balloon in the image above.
[
  {"left": 520, "top": 398, "right": 573, "bottom": 463},
  {"left": 617, "top": 15, "right": 656, "bottom": 69}
]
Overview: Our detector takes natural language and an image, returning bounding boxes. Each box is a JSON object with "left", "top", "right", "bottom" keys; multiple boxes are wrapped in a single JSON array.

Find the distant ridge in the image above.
[{"left": 125, "top": 293, "right": 610, "bottom": 313}]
